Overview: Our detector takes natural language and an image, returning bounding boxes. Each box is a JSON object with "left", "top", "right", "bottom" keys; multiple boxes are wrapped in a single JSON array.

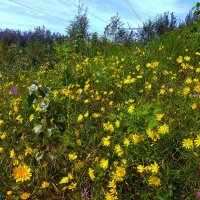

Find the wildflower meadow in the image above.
[{"left": 1, "top": 2, "right": 200, "bottom": 200}]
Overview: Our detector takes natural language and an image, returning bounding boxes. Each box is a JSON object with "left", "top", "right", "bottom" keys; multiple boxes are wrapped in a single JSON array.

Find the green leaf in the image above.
[
  {"left": 27, "top": 93, "right": 37, "bottom": 107},
  {"left": 147, "top": 118, "right": 158, "bottom": 129}
]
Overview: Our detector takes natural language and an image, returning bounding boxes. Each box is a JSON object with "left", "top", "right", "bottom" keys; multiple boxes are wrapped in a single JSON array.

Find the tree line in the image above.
[{"left": 0, "top": 2, "right": 199, "bottom": 69}]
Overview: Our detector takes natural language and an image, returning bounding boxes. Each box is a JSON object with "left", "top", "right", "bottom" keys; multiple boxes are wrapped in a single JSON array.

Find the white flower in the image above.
[
  {"left": 33, "top": 125, "right": 43, "bottom": 134},
  {"left": 40, "top": 97, "right": 50, "bottom": 111},
  {"left": 29, "top": 84, "right": 38, "bottom": 95}
]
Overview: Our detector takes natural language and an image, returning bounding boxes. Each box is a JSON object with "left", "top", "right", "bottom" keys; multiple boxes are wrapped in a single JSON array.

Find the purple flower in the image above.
[
  {"left": 134, "top": 51, "right": 140, "bottom": 55},
  {"left": 197, "top": 191, "right": 200, "bottom": 197},
  {"left": 193, "top": 93, "right": 199, "bottom": 97},
  {"left": 9, "top": 86, "right": 18, "bottom": 95},
  {"left": 81, "top": 187, "right": 90, "bottom": 200}
]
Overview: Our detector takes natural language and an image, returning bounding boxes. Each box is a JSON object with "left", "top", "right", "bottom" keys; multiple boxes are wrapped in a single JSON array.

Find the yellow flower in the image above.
[
  {"left": 0, "top": 132, "right": 7, "bottom": 139},
  {"left": 77, "top": 114, "right": 83, "bottom": 122},
  {"left": 75, "top": 161, "right": 84, "bottom": 170},
  {"left": 155, "top": 113, "right": 164, "bottom": 121},
  {"left": 68, "top": 182, "right": 77, "bottom": 191},
  {"left": 7, "top": 191, "right": 12, "bottom": 196},
  {"left": 182, "top": 138, "right": 193, "bottom": 149},
  {"left": 59, "top": 177, "right": 69, "bottom": 184},
  {"left": 84, "top": 111, "right": 89, "bottom": 117},
  {"left": 148, "top": 176, "right": 161, "bottom": 186},
  {"left": 88, "top": 168, "right": 95, "bottom": 180},
  {"left": 137, "top": 165, "right": 145, "bottom": 173},
  {"left": 114, "top": 144, "right": 123, "bottom": 156},
  {"left": 102, "top": 136, "right": 111, "bottom": 146},
  {"left": 84, "top": 99, "right": 90, "bottom": 103},
  {"left": 159, "top": 88, "right": 165, "bottom": 95},
  {"left": 182, "top": 87, "right": 190, "bottom": 95},
  {"left": 13, "top": 159, "right": 19, "bottom": 166},
  {"left": 101, "top": 107, "right": 105, "bottom": 112},
  {"left": 147, "top": 129, "right": 160, "bottom": 141},
  {"left": 105, "top": 192, "right": 118, "bottom": 200},
  {"left": 113, "top": 166, "right": 126, "bottom": 182},
  {"left": 115, "top": 120, "right": 120, "bottom": 128},
  {"left": 92, "top": 113, "right": 101, "bottom": 118},
  {"left": 0, "top": 119, "right": 4, "bottom": 125},
  {"left": 184, "top": 56, "right": 191, "bottom": 61},
  {"left": 196, "top": 68, "right": 200, "bottom": 73},
  {"left": 145, "top": 165, "right": 152, "bottom": 172},
  {"left": 0, "top": 147, "right": 3, "bottom": 153},
  {"left": 158, "top": 124, "right": 169, "bottom": 134},
  {"left": 20, "top": 192, "right": 30, "bottom": 200},
  {"left": 108, "top": 180, "right": 116, "bottom": 189},
  {"left": 128, "top": 105, "right": 135, "bottom": 114},
  {"left": 194, "top": 135, "right": 200, "bottom": 147},
  {"left": 123, "top": 138, "right": 130, "bottom": 146},
  {"left": 185, "top": 78, "right": 192, "bottom": 84},
  {"left": 10, "top": 149, "right": 15, "bottom": 158},
  {"left": 191, "top": 103, "right": 197, "bottom": 109},
  {"left": 41, "top": 181, "right": 50, "bottom": 189},
  {"left": 29, "top": 114, "right": 35, "bottom": 122},
  {"left": 100, "top": 158, "right": 108, "bottom": 170},
  {"left": 194, "top": 83, "right": 200, "bottom": 93},
  {"left": 67, "top": 172, "right": 73, "bottom": 180},
  {"left": 77, "top": 139, "right": 81, "bottom": 146},
  {"left": 12, "top": 165, "right": 32, "bottom": 182},
  {"left": 150, "top": 161, "right": 159, "bottom": 173},
  {"left": 109, "top": 101, "right": 114, "bottom": 106},
  {"left": 103, "top": 121, "right": 114, "bottom": 132},
  {"left": 176, "top": 56, "right": 183, "bottom": 63},
  {"left": 131, "top": 134, "right": 144, "bottom": 144},
  {"left": 25, "top": 147, "right": 32, "bottom": 156},
  {"left": 16, "top": 115, "right": 23, "bottom": 124},
  {"left": 68, "top": 153, "right": 77, "bottom": 161}
]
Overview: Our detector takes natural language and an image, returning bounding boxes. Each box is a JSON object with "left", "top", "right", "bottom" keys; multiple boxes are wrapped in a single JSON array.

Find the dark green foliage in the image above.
[
  {"left": 104, "top": 13, "right": 130, "bottom": 43},
  {"left": 66, "top": 1, "right": 89, "bottom": 55},
  {"left": 138, "top": 12, "right": 178, "bottom": 43},
  {"left": 0, "top": 26, "right": 63, "bottom": 69}
]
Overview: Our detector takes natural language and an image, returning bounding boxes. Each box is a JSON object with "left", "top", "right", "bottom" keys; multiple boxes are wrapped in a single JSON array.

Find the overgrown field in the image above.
[{"left": 1, "top": 26, "right": 200, "bottom": 200}]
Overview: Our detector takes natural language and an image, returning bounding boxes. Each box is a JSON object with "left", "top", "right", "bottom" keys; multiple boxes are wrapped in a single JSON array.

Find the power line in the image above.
[
  {"left": 8, "top": 0, "right": 103, "bottom": 33},
  {"left": 9, "top": 0, "right": 70, "bottom": 23},
  {"left": 66, "top": 0, "right": 108, "bottom": 24},
  {"left": 124, "top": 0, "right": 143, "bottom": 24}
]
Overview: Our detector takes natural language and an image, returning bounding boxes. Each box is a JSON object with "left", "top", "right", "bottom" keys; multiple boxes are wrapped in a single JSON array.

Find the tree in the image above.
[
  {"left": 66, "top": 0, "right": 89, "bottom": 54},
  {"left": 138, "top": 12, "right": 177, "bottom": 43},
  {"left": 137, "top": 19, "right": 155, "bottom": 43},
  {"left": 185, "top": 10, "right": 198, "bottom": 27},
  {"left": 104, "top": 13, "right": 130, "bottom": 43}
]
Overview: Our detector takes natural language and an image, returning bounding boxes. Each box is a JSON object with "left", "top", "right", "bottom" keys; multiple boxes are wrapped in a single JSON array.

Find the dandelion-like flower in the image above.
[
  {"left": 148, "top": 175, "right": 161, "bottom": 186},
  {"left": 41, "top": 181, "right": 50, "bottom": 189},
  {"left": 12, "top": 164, "right": 32, "bottom": 182},
  {"left": 150, "top": 161, "right": 159, "bottom": 173},
  {"left": 102, "top": 136, "right": 111, "bottom": 147},
  {"left": 100, "top": 158, "right": 108, "bottom": 170},
  {"left": 158, "top": 124, "right": 169, "bottom": 135},
  {"left": 194, "top": 135, "right": 200, "bottom": 147},
  {"left": 182, "top": 138, "right": 193, "bottom": 149},
  {"left": 137, "top": 165, "right": 145, "bottom": 173},
  {"left": 88, "top": 168, "right": 95, "bottom": 181},
  {"left": 68, "top": 153, "right": 77, "bottom": 161},
  {"left": 20, "top": 192, "right": 30, "bottom": 200}
]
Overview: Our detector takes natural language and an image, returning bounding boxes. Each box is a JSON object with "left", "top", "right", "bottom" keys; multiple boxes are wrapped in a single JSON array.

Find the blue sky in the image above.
[{"left": 0, "top": 0, "right": 198, "bottom": 35}]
